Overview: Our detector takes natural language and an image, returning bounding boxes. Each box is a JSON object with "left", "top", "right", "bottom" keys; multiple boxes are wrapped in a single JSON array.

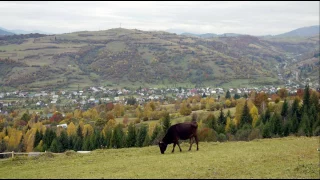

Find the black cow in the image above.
[{"left": 158, "top": 121, "right": 199, "bottom": 154}]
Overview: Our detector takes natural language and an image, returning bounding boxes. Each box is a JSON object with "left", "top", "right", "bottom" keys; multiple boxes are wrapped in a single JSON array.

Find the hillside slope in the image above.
[
  {"left": 0, "top": 137, "right": 318, "bottom": 178},
  {"left": 276, "top": 25, "right": 319, "bottom": 37},
  {"left": 0, "top": 28, "right": 318, "bottom": 90}
]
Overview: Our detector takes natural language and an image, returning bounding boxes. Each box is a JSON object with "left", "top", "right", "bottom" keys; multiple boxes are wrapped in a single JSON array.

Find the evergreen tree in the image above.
[
  {"left": 82, "top": 136, "right": 91, "bottom": 151},
  {"left": 59, "top": 130, "right": 69, "bottom": 151},
  {"left": 218, "top": 108, "right": 226, "bottom": 126},
  {"left": 290, "top": 98, "right": 300, "bottom": 118},
  {"left": 99, "top": 132, "right": 105, "bottom": 148},
  {"left": 94, "top": 130, "right": 101, "bottom": 149},
  {"left": 43, "top": 128, "right": 56, "bottom": 151},
  {"left": 202, "top": 93, "right": 207, "bottom": 98},
  {"left": 299, "top": 112, "right": 311, "bottom": 136},
  {"left": 226, "top": 110, "right": 232, "bottom": 119},
  {"left": 111, "top": 124, "right": 125, "bottom": 148},
  {"left": 291, "top": 112, "right": 299, "bottom": 134},
  {"left": 34, "top": 129, "right": 42, "bottom": 148},
  {"left": 310, "top": 91, "right": 319, "bottom": 111},
  {"left": 136, "top": 125, "right": 148, "bottom": 147},
  {"left": 270, "top": 113, "right": 282, "bottom": 136},
  {"left": 234, "top": 93, "right": 240, "bottom": 99},
  {"left": 50, "top": 138, "right": 63, "bottom": 153},
  {"left": 162, "top": 112, "right": 171, "bottom": 134},
  {"left": 308, "top": 104, "right": 318, "bottom": 134},
  {"left": 240, "top": 101, "right": 252, "bottom": 128},
  {"left": 302, "top": 84, "right": 310, "bottom": 111},
  {"left": 150, "top": 124, "right": 161, "bottom": 145},
  {"left": 73, "top": 136, "right": 83, "bottom": 151},
  {"left": 68, "top": 135, "right": 74, "bottom": 150},
  {"left": 104, "top": 127, "right": 113, "bottom": 148},
  {"left": 207, "top": 113, "right": 217, "bottom": 130},
  {"left": 89, "top": 131, "right": 98, "bottom": 150},
  {"left": 143, "top": 133, "right": 150, "bottom": 147},
  {"left": 262, "top": 121, "right": 272, "bottom": 138},
  {"left": 126, "top": 123, "right": 136, "bottom": 147},
  {"left": 281, "top": 99, "right": 288, "bottom": 120},
  {"left": 283, "top": 120, "right": 292, "bottom": 137},
  {"left": 225, "top": 90, "right": 231, "bottom": 99},
  {"left": 76, "top": 125, "right": 83, "bottom": 139}
]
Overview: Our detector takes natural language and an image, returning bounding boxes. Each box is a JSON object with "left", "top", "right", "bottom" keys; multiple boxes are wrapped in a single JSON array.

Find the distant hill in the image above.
[
  {"left": 10, "top": 29, "right": 51, "bottom": 35},
  {"left": 181, "top": 32, "right": 243, "bottom": 38},
  {"left": 0, "top": 26, "right": 51, "bottom": 35},
  {"left": 0, "top": 29, "right": 14, "bottom": 35},
  {"left": 0, "top": 28, "right": 318, "bottom": 90},
  {"left": 275, "top": 25, "right": 319, "bottom": 37}
]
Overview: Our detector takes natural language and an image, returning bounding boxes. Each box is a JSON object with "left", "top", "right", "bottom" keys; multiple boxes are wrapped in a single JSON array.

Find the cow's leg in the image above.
[
  {"left": 188, "top": 137, "right": 194, "bottom": 151},
  {"left": 195, "top": 135, "right": 199, "bottom": 151},
  {"left": 172, "top": 142, "right": 176, "bottom": 153},
  {"left": 177, "top": 140, "right": 182, "bottom": 152}
]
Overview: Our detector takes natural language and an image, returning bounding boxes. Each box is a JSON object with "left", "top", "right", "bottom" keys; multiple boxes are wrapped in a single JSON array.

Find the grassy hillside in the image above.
[
  {"left": 0, "top": 28, "right": 318, "bottom": 90},
  {"left": 0, "top": 136, "right": 318, "bottom": 178}
]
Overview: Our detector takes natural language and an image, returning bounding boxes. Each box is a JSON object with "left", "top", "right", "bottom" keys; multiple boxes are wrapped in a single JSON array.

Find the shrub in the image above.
[
  {"left": 217, "top": 133, "right": 227, "bottom": 142},
  {"left": 248, "top": 128, "right": 262, "bottom": 141},
  {"left": 134, "top": 118, "right": 141, "bottom": 124},
  {"left": 65, "top": 150, "right": 76, "bottom": 156},
  {"left": 142, "top": 117, "right": 148, "bottom": 122},
  {"left": 235, "top": 124, "right": 252, "bottom": 141},
  {"left": 198, "top": 128, "right": 218, "bottom": 142},
  {"left": 226, "top": 133, "right": 236, "bottom": 141}
]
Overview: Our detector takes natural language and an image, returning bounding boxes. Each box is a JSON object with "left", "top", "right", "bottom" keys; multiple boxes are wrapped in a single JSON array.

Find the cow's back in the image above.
[{"left": 173, "top": 122, "right": 198, "bottom": 140}]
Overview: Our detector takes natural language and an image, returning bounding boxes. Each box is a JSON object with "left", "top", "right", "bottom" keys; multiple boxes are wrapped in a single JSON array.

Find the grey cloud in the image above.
[{"left": 0, "top": 1, "right": 318, "bottom": 35}]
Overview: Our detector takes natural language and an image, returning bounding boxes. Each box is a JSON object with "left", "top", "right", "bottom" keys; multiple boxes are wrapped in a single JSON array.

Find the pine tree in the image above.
[
  {"left": 225, "top": 90, "right": 231, "bottom": 99},
  {"left": 299, "top": 112, "right": 311, "bottom": 136},
  {"left": 82, "top": 136, "right": 91, "bottom": 151},
  {"left": 291, "top": 112, "right": 299, "bottom": 134},
  {"left": 76, "top": 125, "right": 83, "bottom": 139},
  {"left": 272, "top": 113, "right": 283, "bottom": 136},
  {"left": 162, "top": 112, "right": 171, "bottom": 134},
  {"left": 290, "top": 98, "right": 300, "bottom": 117},
  {"left": 143, "top": 133, "right": 150, "bottom": 147},
  {"left": 218, "top": 108, "right": 226, "bottom": 126},
  {"left": 281, "top": 99, "right": 288, "bottom": 120},
  {"left": 59, "top": 130, "right": 69, "bottom": 151},
  {"left": 34, "top": 129, "right": 42, "bottom": 148},
  {"left": 50, "top": 138, "right": 63, "bottom": 153},
  {"left": 136, "top": 125, "right": 148, "bottom": 147},
  {"left": 73, "top": 136, "right": 83, "bottom": 151},
  {"left": 262, "top": 121, "right": 272, "bottom": 138},
  {"left": 126, "top": 123, "right": 136, "bottom": 147},
  {"left": 308, "top": 104, "right": 318, "bottom": 134},
  {"left": 150, "top": 124, "right": 161, "bottom": 145},
  {"left": 104, "top": 127, "right": 113, "bottom": 149},
  {"left": 111, "top": 124, "right": 125, "bottom": 148},
  {"left": 43, "top": 128, "right": 56, "bottom": 151},
  {"left": 68, "top": 135, "right": 74, "bottom": 150},
  {"left": 263, "top": 108, "right": 271, "bottom": 124},
  {"left": 207, "top": 113, "right": 217, "bottom": 130},
  {"left": 234, "top": 93, "right": 240, "bottom": 99},
  {"left": 302, "top": 84, "right": 310, "bottom": 111},
  {"left": 240, "top": 101, "right": 252, "bottom": 128},
  {"left": 226, "top": 110, "right": 231, "bottom": 118}
]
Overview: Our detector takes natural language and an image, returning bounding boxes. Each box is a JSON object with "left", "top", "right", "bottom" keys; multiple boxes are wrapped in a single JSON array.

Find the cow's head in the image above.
[{"left": 158, "top": 141, "right": 167, "bottom": 154}]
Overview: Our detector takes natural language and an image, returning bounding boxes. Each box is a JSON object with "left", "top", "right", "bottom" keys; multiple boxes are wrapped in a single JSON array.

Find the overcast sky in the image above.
[{"left": 1, "top": 1, "right": 319, "bottom": 35}]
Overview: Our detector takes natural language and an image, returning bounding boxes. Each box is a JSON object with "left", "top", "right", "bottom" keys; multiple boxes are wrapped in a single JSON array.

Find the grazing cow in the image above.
[{"left": 158, "top": 121, "right": 199, "bottom": 154}]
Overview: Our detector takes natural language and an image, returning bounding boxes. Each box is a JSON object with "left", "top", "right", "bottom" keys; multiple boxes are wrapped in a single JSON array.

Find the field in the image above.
[{"left": 0, "top": 136, "right": 318, "bottom": 179}]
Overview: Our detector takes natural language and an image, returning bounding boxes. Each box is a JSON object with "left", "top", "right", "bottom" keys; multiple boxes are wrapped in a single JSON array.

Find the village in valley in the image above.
[{"left": 0, "top": 82, "right": 311, "bottom": 116}]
